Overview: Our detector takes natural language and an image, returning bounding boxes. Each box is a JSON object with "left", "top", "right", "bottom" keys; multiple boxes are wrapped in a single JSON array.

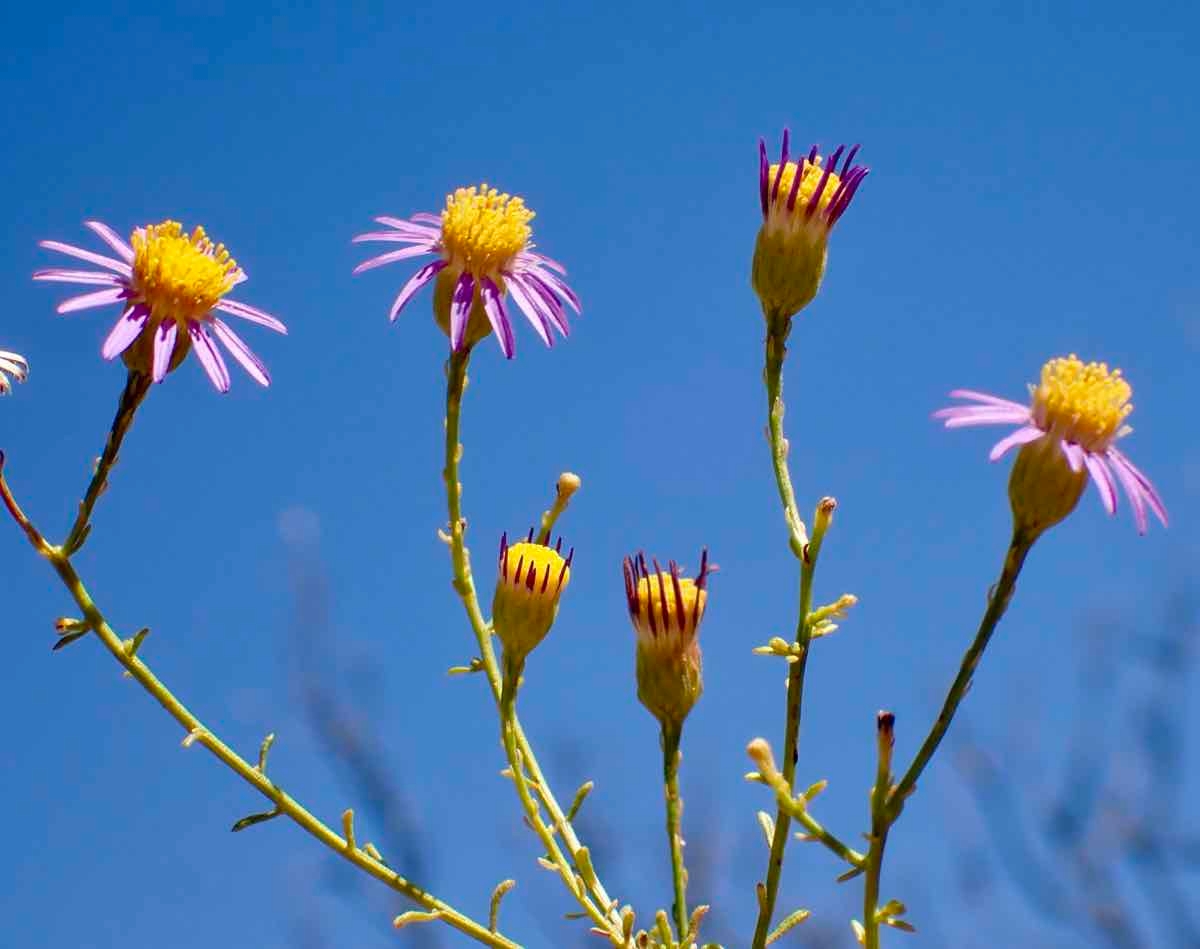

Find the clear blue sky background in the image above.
[{"left": 2, "top": 3, "right": 1197, "bottom": 947}]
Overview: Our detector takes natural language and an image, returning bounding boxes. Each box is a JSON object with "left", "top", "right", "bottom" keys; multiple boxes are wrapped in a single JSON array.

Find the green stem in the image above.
[
  {"left": 862, "top": 713, "right": 895, "bottom": 949},
  {"left": 0, "top": 467, "right": 511, "bottom": 948},
  {"left": 442, "top": 350, "right": 622, "bottom": 943},
  {"left": 752, "top": 320, "right": 832, "bottom": 949},
  {"left": 773, "top": 794, "right": 865, "bottom": 868},
  {"left": 885, "top": 530, "right": 1034, "bottom": 819},
  {"left": 64, "top": 370, "right": 151, "bottom": 553},
  {"left": 662, "top": 725, "right": 688, "bottom": 943}
]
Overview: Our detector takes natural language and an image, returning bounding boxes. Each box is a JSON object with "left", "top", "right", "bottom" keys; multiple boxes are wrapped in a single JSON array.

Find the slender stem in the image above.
[
  {"left": 862, "top": 713, "right": 895, "bottom": 949},
  {"left": 752, "top": 318, "right": 832, "bottom": 949},
  {"left": 662, "top": 725, "right": 688, "bottom": 942},
  {"left": 885, "top": 530, "right": 1034, "bottom": 819},
  {"left": 773, "top": 794, "right": 865, "bottom": 868},
  {"left": 0, "top": 466, "right": 511, "bottom": 948},
  {"left": 441, "top": 350, "right": 623, "bottom": 942},
  {"left": 65, "top": 370, "right": 151, "bottom": 552}
]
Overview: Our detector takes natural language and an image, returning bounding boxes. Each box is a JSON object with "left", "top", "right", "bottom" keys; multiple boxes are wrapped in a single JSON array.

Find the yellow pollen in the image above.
[
  {"left": 634, "top": 574, "right": 706, "bottom": 644},
  {"left": 1031, "top": 354, "right": 1133, "bottom": 451},
  {"left": 440, "top": 184, "right": 533, "bottom": 277},
  {"left": 501, "top": 541, "right": 569, "bottom": 598},
  {"left": 767, "top": 159, "right": 843, "bottom": 221},
  {"left": 131, "top": 221, "right": 239, "bottom": 324}
]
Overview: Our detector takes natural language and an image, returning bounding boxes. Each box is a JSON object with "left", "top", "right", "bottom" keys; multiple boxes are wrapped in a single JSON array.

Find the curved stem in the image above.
[
  {"left": 441, "top": 350, "right": 623, "bottom": 943},
  {"left": 752, "top": 319, "right": 830, "bottom": 949},
  {"left": 65, "top": 370, "right": 151, "bottom": 553},
  {"left": 0, "top": 465, "right": 511, "bottom": 948},
  {"left": 662, "top": 725, "right": 688, "bottom": 942},
  {"left": 862, "top": 714, "right": 895, "bottom": 949},
  {"left": 885, "top": 530, "right": 1034, "bottom": 819}
]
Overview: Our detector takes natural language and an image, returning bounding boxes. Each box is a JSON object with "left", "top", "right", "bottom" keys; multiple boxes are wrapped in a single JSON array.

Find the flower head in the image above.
[
  {"left": 35, "top": 220, "right": 286, "bottom": 392},
  {"left": 752, "top": 130, "right": 869, "bottom": 320},
  {"left": 623, "top": 550, "right": 714, "bottom": 730},
  {"left": 492, "top": 531, "right": 573, "bottom": 669},
  {"left": 353, "top": 184, "right": 580, "bottom": 359},
  {"left": 935, "top": 355, "right": 1167, "bottom": 535},
  {"left": 0, "top": 350, "right": 29, "bottom": 394}
]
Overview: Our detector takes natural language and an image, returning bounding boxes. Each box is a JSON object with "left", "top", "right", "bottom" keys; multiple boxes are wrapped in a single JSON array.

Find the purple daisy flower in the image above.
[
  {"left": 0, "top": 350, "right": 28, "bottom": 394},
  {"left": 935, "top": 354, "right": 1167, "bottom": 534},
  {"left": 34, "top": 220, "right": 286, "bottom": 392},
  {"left": 353, "top": 184, "right": 580, "bottom": 359}
]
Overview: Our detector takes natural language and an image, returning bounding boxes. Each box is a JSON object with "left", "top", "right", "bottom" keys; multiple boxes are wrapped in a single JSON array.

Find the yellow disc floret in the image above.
[
  {"left": 1030, "top": 355, "right": 1133, "bottom": 451},
  {"left": 440, "top": 184, "right": 533, "bottom": 277},
  {"left": 630, "top": 572, "right": 707, "bottom": 650},
  {"left": 765, "top": 159, "right": 843, "bottom": 228},
  {"left": 131, "top": 221, "right": 239, "bottom": 324},
  {"left": 492, "top": 538, "right": 571, "bottom": 669}
]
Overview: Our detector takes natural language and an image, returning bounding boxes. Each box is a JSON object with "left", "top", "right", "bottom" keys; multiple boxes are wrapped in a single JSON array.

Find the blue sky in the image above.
[{"left": 2, "top": 3, "right": 1197, "bottom": 947}]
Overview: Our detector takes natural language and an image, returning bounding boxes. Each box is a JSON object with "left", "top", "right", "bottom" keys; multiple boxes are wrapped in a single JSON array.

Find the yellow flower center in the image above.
[
  {"left": 766, "top": 159, "right": 843, "bottom": 225},
  {"left": 440, "top": 184, "right": 533, "bottom": 277},
  {"left": 1031, "top": 354, "right": 1132, "bottom": 451},
  {"left": 632, "top": 573, "right": 707, "bottom": 648},
  {"left": 131, "top": 221, "right": 239, "bottom": 323},
  {"left": 499, "top": 541, "right": 570, "bottom": 600}
]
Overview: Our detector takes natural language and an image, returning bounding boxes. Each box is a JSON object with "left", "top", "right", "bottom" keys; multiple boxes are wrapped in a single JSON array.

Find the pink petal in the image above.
[
  {"left": 988, "top": 425, "right": 1044, "bottom": 461},
  {"left": 409, "top": 212, "right": 443, "bottom": 226},
  {"left": 1106, "top": 451, "right": 1149, "bottom": 533},
  {"left": 83, "top": 221, "right": 134, "bottom": 262},
  {"left": 100, "top": 306, "right": 150, "bottom": 360},
  {"left": 505, "top": 274, "right": 555, "bottom": 346},
  {"left": 1083, "top": 452, "right": 1117, "bottom": 515},
  {"left": 449, "top": 272, "right": 474, "bottom": 352},
  {"left": 527, "top": 267, "right": 581, "bottom": 314},
  {"left": 188, "top": 322, "right": 231, "bottom": 392},
  {"left": 1060, "top": 441, "right": 1085, "bottom": 473},
  {"left": 214, "top": 298, "right": 287, "bottom": 334},
  {"left": 352, "top": 230, "right": 439, "bottom": 245},
  {"left": 210, "top": 318, "right": 270, "bottom": 387},
  {"left": 519, "top": 250, "right": 567, "bottom": 275},
  {"left": 57, "top": 286, "right": 129, "bottom": 314},
  {"left": 940, "top": 407, "right": 1033, "bottom": 428},
  {"left": 388, "top": 260, "right": 446, "bottom": 322},
  {"left": 947, "top": 389, "right": 1029, "bottom": 412},
  {"left": 39, "top": 240, "right": 132, "bottom": 276},
  {"left": 519, "top": 272, "right": 570, "bottom": 335},
  {"left": 352, "top": 243, "right": 436, "bottom": 275},
  {"left": 1107, "top": 447, "right": 1168, "bottom": 528},
  {"left": 152, "top": 320, "right": 178, "bottom": 383},
  {"left": 480, "top": 277, "right": 517, "bottom": 358},
  {"left": 33, "top": 268, "right": 125, "bottom": 286}
]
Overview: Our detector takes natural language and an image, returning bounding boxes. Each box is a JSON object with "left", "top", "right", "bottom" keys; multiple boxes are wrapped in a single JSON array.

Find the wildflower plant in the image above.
[{"left": 0, "top": 139, "right": 1168, "bottom": 949}]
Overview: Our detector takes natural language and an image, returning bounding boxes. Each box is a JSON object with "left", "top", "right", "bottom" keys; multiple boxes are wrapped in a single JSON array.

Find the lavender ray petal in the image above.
[
  {"left": 943, "top": 410, "right": 1035, "bottom": 429},
  {"left": 188, "top": 322, "right": 231, "bottom": 392},
  {"left": 1060, "top": 440, "right": 1086, "bottom": 472},
  {"left": 409, "top": 212, "right": 443, "bottom": 226},
  {"left": 388, "top": 260, "right": 447, "bottom": 322},
  {"left": 521, "top": 250, "right": 567, "bottom": 275},
  {"left": 33, "top": 268, "right": 125, "bottom": 286},
  {"left": 1107, "top": 447, "right": 1168, "bottom": 526},
  {"left": 946, "top": 388, "right": 1029, "bottom": 411},
  {"left": 57, "top": 286, "right": 130, "bottom": 314},
  {"left": 100, "top": 306, "right": 150, "bottom": 360},
  {"left": 935, "top": 404, "right": 1031, "bottom": 424},
  {"left": 83, "top": 221, "right": 134, "bottom": 261},
  {"left": 503, "top": 276, "right": 553, "bottom": 347},
  {"left": 39, "top": 240, "right": 132, "bottom": 276},
  {"left": 450, "top": 272, "right": 475, "bottom": 352},
  {"left": 987, "top": 426, "right": 1044, "bottom": 460},
  {"left": 211, "top": 318, "right": 270, "bottom": 387},
  {"left": 214, "top": 299, "right": 288, "bottom": 334},
  {"left": 1106, "top": 450, "right": 1149, "bottom": 533},
  {"left": 516, "top": 273, "right": 569, "bottom": 336},
  {"left": 352, "top": 231, "right": 442, "bottom": 245},
  {"left": 527, "top": 267, "right": 581, "bottom": 314},
  {"left": 352, "top": 244, "right": 437, "bottom": 274},
  {"left": 480, "top": 278, "right": 517, "bottom": 358},
  {"left": 1083, "top": 452, "right": 1117, "bottom": 515},
  {"left": 152, "top": 320, "right": 179, "bottom": 383},
  {"left": 758, "top": 138, "right": 769, "bottom": 216}
]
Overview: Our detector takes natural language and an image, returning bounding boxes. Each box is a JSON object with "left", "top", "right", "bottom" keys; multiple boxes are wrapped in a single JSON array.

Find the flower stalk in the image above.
[
  {"left": 662, "top": 724, "right": 689, "bottom": 943},
  {"left": 0, "top": 421, "right": 511, "bottom": 948},
  {"left": 752, "top": 310, "right": 837, "bottom": 949},
  {"left": 441, "top": 348, "right": 623, "bottom": 942}
]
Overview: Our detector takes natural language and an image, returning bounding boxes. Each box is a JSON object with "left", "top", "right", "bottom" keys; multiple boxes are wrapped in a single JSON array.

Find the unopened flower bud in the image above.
[
  {"left": 623, "top": 549, "right": 714, "bottom": 731},
  {"left": 493, "top": 531, "right": 572, "bottom": 674},
  {"left": 1008, "top": 436, "right": 1087, "bottom": 540}
]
